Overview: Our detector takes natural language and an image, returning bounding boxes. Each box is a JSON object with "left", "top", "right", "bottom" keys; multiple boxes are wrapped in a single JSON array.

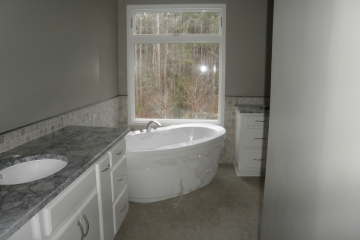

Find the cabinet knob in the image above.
[{"left": 117, "top": 150, "right": 124, "bottom": 155}]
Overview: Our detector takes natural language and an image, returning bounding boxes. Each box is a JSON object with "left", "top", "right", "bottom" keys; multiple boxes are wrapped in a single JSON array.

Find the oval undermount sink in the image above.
[{"left": 0, "top": 156, "right": 68, "bottom": 185}]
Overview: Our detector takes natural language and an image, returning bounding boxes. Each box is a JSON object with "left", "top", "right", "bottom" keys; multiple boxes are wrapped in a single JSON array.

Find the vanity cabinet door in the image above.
[
  {"left": 50, "top": 189, "right": 100, "bottom": 240},
  {"left": 79, "top": 189, "right": 101, "bottom": 240},
  {"left": 42, "top": 167, "right": 96, "bottom": 236},
  {"left": 50, "top": 211, "right": 82, "bottom": 240}
]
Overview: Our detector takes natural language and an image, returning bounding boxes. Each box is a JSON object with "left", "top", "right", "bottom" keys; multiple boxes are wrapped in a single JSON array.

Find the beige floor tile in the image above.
[{"left": 114, "top": 164, "right": 264, "bottom": 240}]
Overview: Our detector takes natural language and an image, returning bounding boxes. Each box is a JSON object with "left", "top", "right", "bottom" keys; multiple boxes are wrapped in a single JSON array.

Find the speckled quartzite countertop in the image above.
[
  {"left": 0, "top": 126, "right": 130, "bottom": 240},
  {"left": 236, "top": 105, "right": 270, "bottom": 114}
]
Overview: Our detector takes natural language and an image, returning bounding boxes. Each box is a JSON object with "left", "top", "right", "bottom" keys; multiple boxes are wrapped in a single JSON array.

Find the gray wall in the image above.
[
  {"left": 262, "top": 1, "right": 360, "bottom": 239},
  {"left": 0, "top": 0, "right": 118, "bottom": 134},
  {"left": 117, "top": 0, "right": 272, "bottom": 97}
]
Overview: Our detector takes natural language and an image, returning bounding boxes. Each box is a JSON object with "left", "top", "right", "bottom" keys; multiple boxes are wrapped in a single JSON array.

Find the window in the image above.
[{"left": 127, "top": 4, "right": 226, "bottom": 126}]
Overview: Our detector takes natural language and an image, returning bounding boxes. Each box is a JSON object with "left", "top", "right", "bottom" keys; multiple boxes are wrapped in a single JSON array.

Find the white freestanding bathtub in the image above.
[{"left": 125, "top": 123, "right": 226, "bottom": 203}]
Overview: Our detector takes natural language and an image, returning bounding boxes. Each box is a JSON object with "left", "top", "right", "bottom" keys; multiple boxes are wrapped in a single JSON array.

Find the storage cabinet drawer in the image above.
[
  {"left": 244, "top": 129, "right": 268, "bottom": 148},
  {"left": 113, "top": 185, "right": 129, "bottom": 234},
  {"left": 97, "top": 154, "right": 111, "bottom": 173},
  {"left": 42, "top": 167, "right": 96, "bottom": 236},
  {"left": 243, "top": 150, "right": 267, "bottom": 169},
  {"left": 245, "top": 115, "right": 269, "bottom": 127},
  {"left": 109, "top": 139, "right": 126, "bottom": 167},
  {"left": 111, "top": 157, "right": 127, "bottom": 202}
]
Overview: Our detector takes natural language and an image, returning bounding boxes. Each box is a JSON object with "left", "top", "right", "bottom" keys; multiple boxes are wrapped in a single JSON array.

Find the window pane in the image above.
[
  {"left": 134, "top": 12, "right": 219, "bottom": 35},
  {"left": 134, "top": 43, "right": 219, "bottom": 120}
]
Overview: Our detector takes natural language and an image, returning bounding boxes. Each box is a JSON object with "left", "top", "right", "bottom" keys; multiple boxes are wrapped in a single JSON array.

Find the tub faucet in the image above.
[{"left": 146, "top": 120, "right": 161, "bottom": 132}]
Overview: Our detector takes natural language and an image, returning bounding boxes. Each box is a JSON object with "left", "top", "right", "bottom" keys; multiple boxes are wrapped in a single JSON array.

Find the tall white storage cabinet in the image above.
[{"left": 234, "top": 105, "right": 269, "bottom": 176}]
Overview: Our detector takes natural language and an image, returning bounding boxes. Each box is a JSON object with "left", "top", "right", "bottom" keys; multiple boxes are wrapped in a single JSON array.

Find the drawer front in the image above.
[
  {"left": 111, "top": 157, "right": 127, "bottom": 202},
  {"left": 244, "top": 129, "right": 268, "bottom": 148},
  {"left": 109, "top": 139, "right": 126, "bottom": 167},
  {"left": 42, "top": 167, "right": 96, "bottom": 236},
  {"left": 113, "top": 185, "right": 129, "bottom": 234},
  {"left": 243, "top": 150, "right": 267, "bottom": 169},
  {"left": 245, "top": 115, "right": 269, "bottom": 127}
]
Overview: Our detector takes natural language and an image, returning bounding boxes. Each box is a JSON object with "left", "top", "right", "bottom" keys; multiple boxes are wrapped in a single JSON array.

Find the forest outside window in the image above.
[{"left": 127, "top": 4, "right": 226, "bottom": 126}]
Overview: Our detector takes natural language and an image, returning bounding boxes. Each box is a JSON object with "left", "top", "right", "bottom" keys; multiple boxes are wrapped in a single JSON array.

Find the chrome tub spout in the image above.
[{"left": 146, "top": 120, "right": 161, "bottom": 132}]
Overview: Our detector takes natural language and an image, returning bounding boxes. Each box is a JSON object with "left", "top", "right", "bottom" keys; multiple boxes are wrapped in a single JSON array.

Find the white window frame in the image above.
[{"left": 126, "top": 4, "right": 226, "bottom": 126}]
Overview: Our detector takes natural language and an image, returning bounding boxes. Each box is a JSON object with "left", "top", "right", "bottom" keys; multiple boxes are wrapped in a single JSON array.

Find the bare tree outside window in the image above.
[
  {"left": 135, "top": 12, "right": 219, "bottom": 35},
  {"left": 134, "top": 12, "right": 220, "bottom": 120},
  {"left": 128, "top": 5, "right": 226, "bottom": 125}
]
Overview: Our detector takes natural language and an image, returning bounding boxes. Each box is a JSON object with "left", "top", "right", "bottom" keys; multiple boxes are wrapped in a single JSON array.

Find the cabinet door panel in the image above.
[
  {"left": 50, "top": 189, "right": 100, "bottom": 240},
  {"left": 80, "top": 189, "right": 101, "bottom": 240},
  {"left": 43, "top": 167, "right": 96, "bottom": 236},
  {"left": 50, "top": 210, "right": 81, "bottom": 240}
]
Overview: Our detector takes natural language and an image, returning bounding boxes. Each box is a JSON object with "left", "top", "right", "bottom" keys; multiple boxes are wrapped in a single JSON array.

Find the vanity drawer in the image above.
[
  {"left": 42, "top": 166, "right": 96, "bottom": 236},
  {"left": 97, "top": 153, "right": 111, "bottom": 173},
  {"left": 245, "top": 115, "right": 269, "bottom": 127},
  {"left": 111, "top": 156, "right": 127, "bottom": 202},
  {"left": 113, "top": 185, "right": 129, "bottom": 234},
  {"left": 244, "top": 129, "right": 268, "bottom": 148},
  {"left": 243, "top": 150, "right": 267, "bottom": 169},
  {"left": 109, "top": 139, "right": 126, "bottom": 167}
]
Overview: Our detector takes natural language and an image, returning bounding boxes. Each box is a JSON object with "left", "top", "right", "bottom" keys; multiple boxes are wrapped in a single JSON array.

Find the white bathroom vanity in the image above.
[{"left": 0, "top": 126, "right": 129, "bottom": 240}]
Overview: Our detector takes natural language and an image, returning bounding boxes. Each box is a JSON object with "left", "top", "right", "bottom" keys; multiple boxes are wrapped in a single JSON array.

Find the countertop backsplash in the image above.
[{"left": 0, "top": 96, "right": 128, "bottom": 154}]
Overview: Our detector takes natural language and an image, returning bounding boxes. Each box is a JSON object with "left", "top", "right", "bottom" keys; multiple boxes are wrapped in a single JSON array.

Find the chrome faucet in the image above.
[{"left": 146, "top": 120, "right": 161, "bottom": 132}]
